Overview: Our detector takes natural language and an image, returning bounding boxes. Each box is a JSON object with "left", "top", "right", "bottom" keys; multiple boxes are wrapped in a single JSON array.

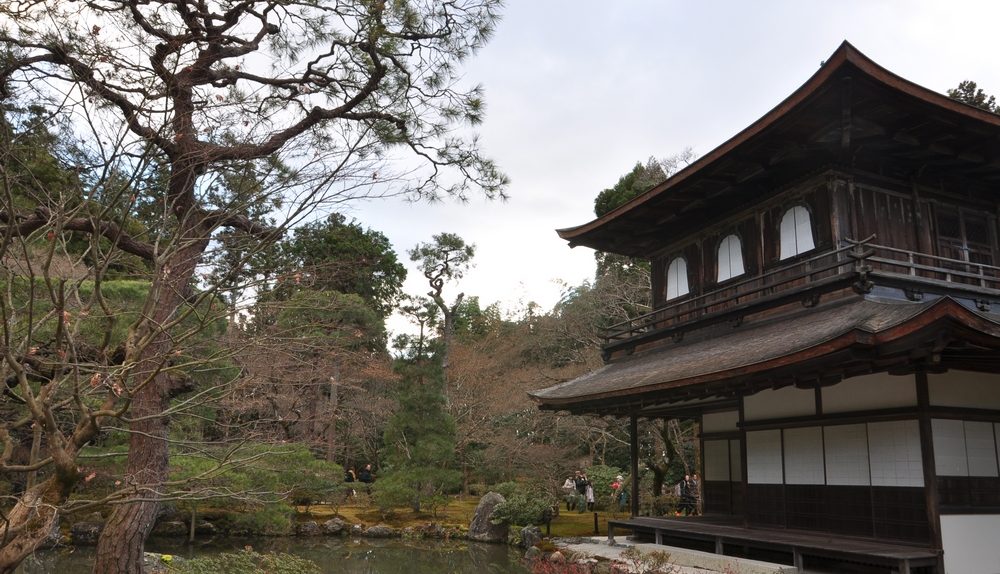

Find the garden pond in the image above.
[{"left": 18, "top": 536, "right": 530, "bottom": 573}]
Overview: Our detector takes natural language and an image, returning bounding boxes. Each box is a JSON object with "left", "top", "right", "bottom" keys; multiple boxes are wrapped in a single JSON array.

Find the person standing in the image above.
[
  {"left": 344, "top": 467, "right": 357, "bottom": 497},
  {"left": 610, "top": 475, "right": 627, "bottom": 513},
  {"left": 573, "top": 471, "right": 589, "bottom": 513},
  {"left": 678, "top": 474, "right": 694, "bottom": 516},
  {"left": 358, "top": 463, "right": 374, "bottom": 494},
  {"left": 689, "top": 473, "right": 701, "bottom": 516},
  {"left": 562, "top": 476, "right": 576, "bottom": 511},
  {"left": 585, "top": 480, "right": 595, "bottom": 511}
]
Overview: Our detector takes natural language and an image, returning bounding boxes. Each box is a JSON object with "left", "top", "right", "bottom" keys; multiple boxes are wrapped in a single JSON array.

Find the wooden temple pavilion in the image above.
[{"left": 530, "top": 42, "right": 1000, "bottom": 574}]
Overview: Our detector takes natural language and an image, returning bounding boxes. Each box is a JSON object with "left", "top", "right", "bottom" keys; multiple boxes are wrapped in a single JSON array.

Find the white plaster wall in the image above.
[
  {"left": 928, "top": 370, "right": 1000, "bottom": 409},
  {"left": 867, "top": 420, "right": 923, "bottom": 487},
  {"left": 783, "top": 427, "right": 825, "bottom": 485},
  {"left": 730, "top": 440, "right": 742, "bottom": 482},
  {"left": 965, "top": 421, "right": 999, "bottom": 477},
  {"left": 821, "top": 372, "right": 916, "bottom": 413},
  {"left": 746, "top": 430, "right": 783, "bottom": 484},
  {"left": 703, "top": 440, "right": 730, "bottom": 482},
  {"left": 744, "top": 387, "right": 814, "bottom": 421},
  {"left": 933, "top": 419, "right": 969, "bottom": 476},
  {"left": 941, "top": 515, "right": 1000, "bottom": 574},
  {"left": 702, "top": 410, "right": 739, "bottom": 433},
  {"left": 824, "top": 424, "right": 870, "bottom": 485}
]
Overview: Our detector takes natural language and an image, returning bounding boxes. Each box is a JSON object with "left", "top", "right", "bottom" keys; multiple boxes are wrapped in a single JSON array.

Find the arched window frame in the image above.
[
  {"left": 666, "top": 256, "right": 689, "bottom": 300},
  {"left": 779, "top": 204, "right": 816, "bottom": 260},
  {"left": 717, "top": 234, "right": 745, "bottom": 282}
]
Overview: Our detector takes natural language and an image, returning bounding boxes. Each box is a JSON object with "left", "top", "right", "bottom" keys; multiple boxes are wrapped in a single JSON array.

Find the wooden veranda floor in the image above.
[{"left": 607, "top": 516, "right": 941, "bottom": 574}]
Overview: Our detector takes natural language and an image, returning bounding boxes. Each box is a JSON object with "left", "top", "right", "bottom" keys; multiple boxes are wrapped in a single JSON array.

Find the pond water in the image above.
[{"left": 19, "top": 537, "right": 530, "bottom": 574}]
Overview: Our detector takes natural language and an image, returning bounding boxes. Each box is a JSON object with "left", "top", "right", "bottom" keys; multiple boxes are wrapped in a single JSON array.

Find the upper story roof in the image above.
[{"left": 558, "top": 41, "right": 1000, "bottom": 258}]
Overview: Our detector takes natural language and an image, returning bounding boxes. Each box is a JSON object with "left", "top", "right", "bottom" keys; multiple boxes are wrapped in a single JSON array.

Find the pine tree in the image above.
[{"left": 376, "top": 361, "right": 460, "bottom": 513}]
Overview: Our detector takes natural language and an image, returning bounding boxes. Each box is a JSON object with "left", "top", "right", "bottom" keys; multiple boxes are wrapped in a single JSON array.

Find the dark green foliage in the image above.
[
  {"left": 591, "top": 152, "right": 693, "bottom": 279},
  {"left": 593, "top": 159, "right": 668, "bottom": 219},
  {"left": 274, "top": 289, "right": 386, "bottom": 352},
  {"left": 584, "top": 465, "right": 625, "bottom": 504},
  {"left": 491, "top": 480, "right": 522, "bottom": 500},
  {"left": 408, "top": 233, "right": 476, "bottom": 279},
  {"left": 277, "top": 213, "right": 407, "bottom": 317},
  {"left": 81, "top": 442, "right": 342, "bottom": 536},
  {"left": 592, "top": 160, "right": 665, "bottom": 279},
  {"left": 2, "top": 278, "right": 148, "bottom": 348},
  {"left": 376, "top": 361, "right": 460, "bottom": 513},
  {"left": 168, "top": 548, "right": 321, "bottom": 574},
  {"left": 453, "top": 296, "right": 506, "bottom": 341},
  {"left": 490, "top": 482, "right": 557, "bottom": 527},
  {"left": 948, "top": 80, "right": 999, "bottom": 113}
]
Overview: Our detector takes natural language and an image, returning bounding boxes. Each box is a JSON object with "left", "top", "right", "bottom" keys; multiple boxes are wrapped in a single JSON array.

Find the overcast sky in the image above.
[{"left": 341, "top": 0, "right": 1000, "bottom": 336}]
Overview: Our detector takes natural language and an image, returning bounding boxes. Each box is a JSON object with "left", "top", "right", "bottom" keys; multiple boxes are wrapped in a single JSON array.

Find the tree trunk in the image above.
[
  {"left": 92, "top": 213, "right": 210, "bottom": 573},
  {"left": 25, "top": 424, "right": 42, "bottom": 491},
  {"left": 92, "top": 376, "right": 171, "bottom": 573},
  {"left": 189, "top": 506, "right": 196, "bottom": 543},
  {"left": 326, "top": 372, "right": 338, "bottom": 463},
  {"left": 0, "top": 477, "right": 67, "bottom": 573}
]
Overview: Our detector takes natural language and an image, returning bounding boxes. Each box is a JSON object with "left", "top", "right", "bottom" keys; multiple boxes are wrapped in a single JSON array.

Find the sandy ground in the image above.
[{"left": 554, "top": 537, "right": 797, "bottom": 574}]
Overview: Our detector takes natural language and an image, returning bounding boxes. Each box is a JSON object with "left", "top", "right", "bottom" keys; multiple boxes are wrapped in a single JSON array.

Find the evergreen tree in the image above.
[
  {"left": 948, "top": 80, "right": 999, "bottom": 113},
  {"left": 376, "top": 361, "right": 460, "bottom": 513}
]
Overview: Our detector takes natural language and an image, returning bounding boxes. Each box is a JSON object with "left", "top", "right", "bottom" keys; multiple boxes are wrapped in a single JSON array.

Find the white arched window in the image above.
[
  {"left": 666, "top": 257, "right": 689, "bottom": 300},
  {"left": 779, "top": 205, "right": 815, "bottom": 259},
  {"left": 717, "top": 234, "right": 745, "bottom": 282}
]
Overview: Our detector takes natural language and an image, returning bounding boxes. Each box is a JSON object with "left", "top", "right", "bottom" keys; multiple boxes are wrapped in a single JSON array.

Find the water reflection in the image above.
[{"left": 19, "top": 537, "right": 528, "bottom": 574}]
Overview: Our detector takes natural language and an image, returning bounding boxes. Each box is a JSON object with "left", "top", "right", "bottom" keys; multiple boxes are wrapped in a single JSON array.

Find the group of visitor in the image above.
[
  {"left": 675, "top": 473, "right": 700, "bottom": 516},
  {"left": 560, "top": 470, "right": 629, "bottom": 513},
  {"left": 344, "top": 463, "right": 375, "bottom": 496},
  {"left": 560, "top": 470, "right": 594, "bottom": 512}
]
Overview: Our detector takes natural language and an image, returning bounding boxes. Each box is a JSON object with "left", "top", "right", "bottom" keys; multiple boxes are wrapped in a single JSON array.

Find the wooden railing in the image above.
[
  {"left": 601, "top": 238, "right": 1000, "bottom": 346},
  {"left": 866, "top": 243, "right": 1000, "bottom": 290}
]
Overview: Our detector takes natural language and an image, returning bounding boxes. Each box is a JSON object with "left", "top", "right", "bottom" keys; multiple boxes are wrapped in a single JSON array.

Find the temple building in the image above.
[{"left": 531, "top": 42, "right": 1000, "bottom": 574}]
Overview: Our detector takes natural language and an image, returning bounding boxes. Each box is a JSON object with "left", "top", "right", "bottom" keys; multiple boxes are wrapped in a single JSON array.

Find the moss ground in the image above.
[{"left": 298, "top": 495, "right": 634, "bottom": 538}]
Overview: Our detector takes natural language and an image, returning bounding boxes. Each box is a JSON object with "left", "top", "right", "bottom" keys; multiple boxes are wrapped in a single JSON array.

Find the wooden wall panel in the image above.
[
  {"left": 746, "top": 484, "right": 785, "bottom": 527},
  {"left": 703, "top": 480, "right": 732, "bottom": 515},
  {"left": 823, "top": 485, "right": 874, "bottom": 537},
  {"left": 872, "top": 486, "right": 929, "bottom": 543}
]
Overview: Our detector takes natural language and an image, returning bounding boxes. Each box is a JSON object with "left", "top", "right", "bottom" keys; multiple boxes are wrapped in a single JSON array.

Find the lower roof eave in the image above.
[{"left": 531, "top": 297, "right": 1000, "bottom": 417}]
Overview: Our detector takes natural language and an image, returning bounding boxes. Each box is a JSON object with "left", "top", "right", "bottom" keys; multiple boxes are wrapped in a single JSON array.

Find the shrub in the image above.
[
  {"left": 491, "top": 481, "right": 521, "bottom": 500},
  {"left": 584, "top": 465, "right": 624, "bottom": 507},
  {"left": 491, "top": 486, "right": 556, "bottom": 527},
  {"left": 168, "top": 548, "right": 320, "bottom": 574},
  {"left": 529, "top": 560, "right": 594, "bottom": 574},
  {"left": 215, "top": 504, "right": 292, "bottom": 536},
  {"left": 618, "top": 546, "right": 678, "bottom": 574},
  {"left": 649, "top": 494, "right": 679, "bottom": 517}
]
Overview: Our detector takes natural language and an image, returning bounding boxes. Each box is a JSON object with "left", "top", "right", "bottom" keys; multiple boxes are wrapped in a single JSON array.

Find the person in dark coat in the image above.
[
  {"left": 573, "top": 471, "right": 590, "bottom": 513},
  {"left": 344, "top": 468, "right": 357, "bottom": 497},
  {"left": 678, "top": 474, "right": 695, "bottom": 516},
  {"left": 358, "top": 464, "right": 374, "bottom": 494}
]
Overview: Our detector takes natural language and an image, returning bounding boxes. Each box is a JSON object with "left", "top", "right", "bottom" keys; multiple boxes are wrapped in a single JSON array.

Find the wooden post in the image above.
[
  {"left": 630, "top": 415, "right": 639, "bottom": 517},
  {"left": 739, "top": 394, "right": 750, "bottom": 528},
  {"left": 916, "top": 370, "right": 944, "bottom": 573}
]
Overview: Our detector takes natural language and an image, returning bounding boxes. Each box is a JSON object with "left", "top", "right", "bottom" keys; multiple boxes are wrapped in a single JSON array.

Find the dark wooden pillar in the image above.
[
  {"left": 630, "top": 415, "right": 639, "bottom": 517},
  {"left": 916, "top": 371, "right": 944, "bottom": 572},
  {"left": 738, "top": 394, "right": 749, "bottom": 528}
]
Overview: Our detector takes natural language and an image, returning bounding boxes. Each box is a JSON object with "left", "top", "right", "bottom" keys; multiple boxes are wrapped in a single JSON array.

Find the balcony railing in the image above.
[{"left": 601, "top": 237, "right": 1000, "bottom": 347}]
